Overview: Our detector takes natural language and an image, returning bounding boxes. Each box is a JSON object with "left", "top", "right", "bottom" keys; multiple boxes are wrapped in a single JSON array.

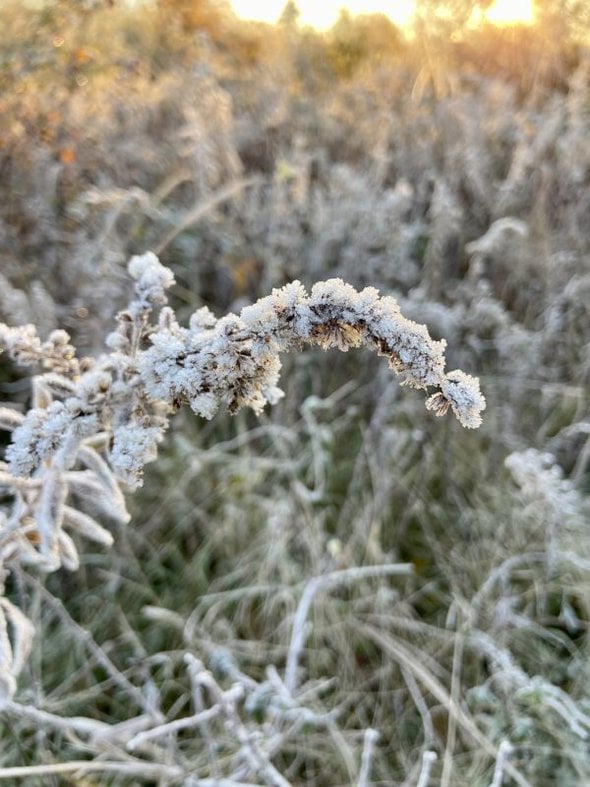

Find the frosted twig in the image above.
[
  {"left": 193, "top": 664, "right": 292, "bottom": 787},
  {"left": 490, "top": 740, "right": 514, "bottom": 787},
  {"left": 139, "top": 274, "right": 486, "bottom": 428},
  {"left": 5, "top": 699, "right": 167, "bottom": 753},
  {"left": 357, "top": 728, "right": 379, "bottom": 787},
  {"left": 187, "top": 652, "right": 223, "bottom": 779},
  {"left": 416, "top": 750, "right": 437, "bottom": 787},
  {"left": 3, "top": 700, "right": 111, "bottom": 737},
  {"left": 124, "top": 653, "right": 243, "bottom": 752},
  {"left": 126, "top": 696, "right": 238, "bottom": 751},
  {"left": 0, "top": 760, "right": 185, "bottom": 781},
  {"left": 2, "top": 255, "right": 486, "bottom": 497}
]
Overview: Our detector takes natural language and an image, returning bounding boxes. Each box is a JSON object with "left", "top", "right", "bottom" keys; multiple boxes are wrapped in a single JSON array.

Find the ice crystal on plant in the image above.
[
  {"left": 505, "top": 448, "right": 580, "bottom": 515},
  {"left": 110, "top": 423, "right": 167, "bottom": 490},
  {"left": 439, "top": 370, "right": 486, "bottom": 429},
  {"left": 139, "top": 271, "right": 485, "bottom": 428},
  {"left": 127, "top": 251, "right": 176, "bottom": 314}
]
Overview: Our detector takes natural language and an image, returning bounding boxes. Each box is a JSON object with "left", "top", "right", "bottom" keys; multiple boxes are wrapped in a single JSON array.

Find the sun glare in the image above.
[
  {"left": 481, "top": 0, "right": 535, "bottom": 26},
  {"left": 229, "top": 0, "right": 536, "bottom": 30}
]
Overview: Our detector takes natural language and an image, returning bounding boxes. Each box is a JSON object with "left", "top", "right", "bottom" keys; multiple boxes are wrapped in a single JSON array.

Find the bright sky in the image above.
[
  {"left": 229, "top": 0, "right": 536, "bottom": 30},
  {"left": 480, "top": 0, "right": 535, "bottom": 26}
]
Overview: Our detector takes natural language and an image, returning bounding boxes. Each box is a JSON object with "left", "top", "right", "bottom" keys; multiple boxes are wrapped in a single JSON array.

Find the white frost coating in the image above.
[
  {"left": 6, "top": 403, "right": 99, "bottom": 478},
  {"left": 0, "top": 253, "right": 486, "bottom": 703},
  {"left": 440, "top": 370, "right": 486, "bottom": 429},
  {"left": 127, "top": 251, "right": 176, "bottom": 314},
  {"left": 505, "top": 448, "right": 580, "bottom": 515},
  {"left": 140, "top": 275, "right": 484, "bottom": 427},
  {"left": 3, "top": 256, "right": 486, "bottom": 497},
  {"left": 0, "top": 598, "right": 35, "bottom": 709},
  {"left": 109, "top": 423, "right": 166, "bottom": 490},
  {"left": 63, "top": 506, "right": 114, "bottom": 547}
]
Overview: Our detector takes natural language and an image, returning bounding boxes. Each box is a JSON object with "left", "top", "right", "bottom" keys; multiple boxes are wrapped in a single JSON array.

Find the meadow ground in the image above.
[{"left": 0, "top": 2, "right": 589, "bottom": 784}]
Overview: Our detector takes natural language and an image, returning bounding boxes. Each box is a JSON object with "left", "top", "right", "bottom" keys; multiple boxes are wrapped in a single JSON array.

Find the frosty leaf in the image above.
[
  {"left": 0, "top": 598, "right": 35, "bottom": 707},
  {"left": 63, "top": 506, "right": 114, "bottom": 547}
]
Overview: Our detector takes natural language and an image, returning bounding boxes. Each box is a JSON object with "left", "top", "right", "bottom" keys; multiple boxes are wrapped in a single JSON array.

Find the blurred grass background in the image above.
[{"left": 0, "top": 0, "right": 589, "bottom": 783}]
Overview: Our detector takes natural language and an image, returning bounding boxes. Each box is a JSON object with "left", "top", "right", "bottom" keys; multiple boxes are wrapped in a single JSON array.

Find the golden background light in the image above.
[
  {"left": 229, "top": 0, "right": 536, "bottom": 29},
  {"left": 229, "top": 0, "right": 413, "bottom": 29},
  {"left": 482, "top": 0, "right": 535, "bottom": 25}
]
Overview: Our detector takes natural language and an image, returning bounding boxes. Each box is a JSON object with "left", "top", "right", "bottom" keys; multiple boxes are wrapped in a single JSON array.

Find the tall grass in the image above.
[{"left": 0, "top": 2, "right": 588, "bottom": 784}]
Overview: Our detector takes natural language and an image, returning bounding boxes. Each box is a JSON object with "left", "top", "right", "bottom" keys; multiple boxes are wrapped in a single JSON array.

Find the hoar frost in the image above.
[
  {"left": 140, "top": 274, "right": 485, "bottom": 429},
  {"left": 0, "top": 252, "right": 485, "bottom": 703},
  {"left": 4, "top": 253, "right": 486, "bottom": 498},
  {"left": 4, "top": 255, "right": 488, "bottom": 515}
]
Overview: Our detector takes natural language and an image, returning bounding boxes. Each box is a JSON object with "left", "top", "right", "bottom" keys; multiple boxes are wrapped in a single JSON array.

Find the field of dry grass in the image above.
[{"left": 0, "top": 2, "right": 589, "bottom": 784}]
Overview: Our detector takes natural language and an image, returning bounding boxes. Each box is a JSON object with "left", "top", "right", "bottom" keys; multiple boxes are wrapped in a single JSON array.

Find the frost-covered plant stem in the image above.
[
  {"left": 357, "top": 728, "right": 379, "bottom": 787},
  {"left": 0, "top": 252, "right": 485, "bottom": 702},
  {"left": 5, "top": 253, "right": 486, "bottom": 486},
  {"left": 490, "top": 740, "right": 515, "bottom": 787},
  {"left": 416, "top": 750, "right": 438, "bottom": 787}
]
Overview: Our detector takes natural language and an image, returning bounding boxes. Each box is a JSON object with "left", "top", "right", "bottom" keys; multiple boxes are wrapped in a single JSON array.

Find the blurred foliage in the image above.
[{"left": 0, "top": 0, "right": 589, "bottom": 783}]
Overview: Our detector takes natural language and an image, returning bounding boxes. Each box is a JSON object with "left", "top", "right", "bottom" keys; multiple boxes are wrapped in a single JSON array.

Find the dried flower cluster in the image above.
[
  {"left": 0, "top": 252, "right": 484, "bottom": 704},
  {"left": 139, "top": 264, "right": 485, "bottom": 427}
]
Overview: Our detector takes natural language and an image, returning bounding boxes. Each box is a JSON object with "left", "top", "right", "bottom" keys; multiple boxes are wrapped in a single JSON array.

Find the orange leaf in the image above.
[
  {"left": 59, "top": 146, "right": 76, "bottom": 165},
  {"left": 74, "top": 47, "right": 93, "bottom": 65}
]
